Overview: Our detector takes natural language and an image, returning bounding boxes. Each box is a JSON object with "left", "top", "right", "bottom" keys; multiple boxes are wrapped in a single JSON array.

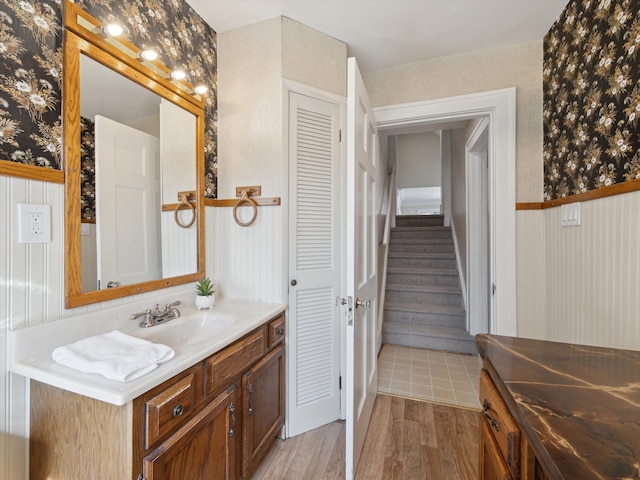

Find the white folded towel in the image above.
[{"left": 52, "top": 330, "right": 175, "bottom": 382}]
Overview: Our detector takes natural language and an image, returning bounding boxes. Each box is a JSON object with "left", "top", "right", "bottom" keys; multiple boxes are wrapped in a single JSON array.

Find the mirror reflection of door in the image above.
[{"left": 95, "top": 115, "right": 161, "bottom": 289}]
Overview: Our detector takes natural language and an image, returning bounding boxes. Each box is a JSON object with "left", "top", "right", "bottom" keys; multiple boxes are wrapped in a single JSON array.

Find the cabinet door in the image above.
[
  {"left": 479, "top": 421, "right": 511, "bottom": 480},
  {"left": 242, "top": 345, "right": 284, "bottom": 478},
  {"left": 144, "top": 385, "right": 237, "bottom": 480}
]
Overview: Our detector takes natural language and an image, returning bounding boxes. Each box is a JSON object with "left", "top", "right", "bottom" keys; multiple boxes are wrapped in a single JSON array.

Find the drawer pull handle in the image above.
[
  {"left": 248, "top": 384, "right": 254, "bottom": 416},
  {"left": 173, "top": 404, "right": 184, "bottom": 418},
  {"left": 482, "top": 400, "right": 500, "bottom": 432},
  {"left": 276, "top": 328, "right": 284, "bottom": 336},
  {"left": 229, "top": 403, "right": 236, "bottom": 438}
]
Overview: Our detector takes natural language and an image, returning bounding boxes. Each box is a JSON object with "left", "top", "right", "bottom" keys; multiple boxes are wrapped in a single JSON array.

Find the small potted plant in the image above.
[{"left": 195, "top": 277, "right": 215, "bottom": 309}]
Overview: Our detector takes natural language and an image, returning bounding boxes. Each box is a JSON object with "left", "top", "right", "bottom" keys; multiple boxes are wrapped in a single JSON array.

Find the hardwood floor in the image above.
[{"left": 251, "top": 394, "right": 478, "bottom": 480}]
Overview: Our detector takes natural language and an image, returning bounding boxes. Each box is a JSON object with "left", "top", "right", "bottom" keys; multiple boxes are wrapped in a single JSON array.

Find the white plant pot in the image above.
[{"left": 196, "top": 294, "right": 215, "bottom": 309}]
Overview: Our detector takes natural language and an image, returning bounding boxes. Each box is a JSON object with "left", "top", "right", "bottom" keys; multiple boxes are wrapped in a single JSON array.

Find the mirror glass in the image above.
[{"left": 78, "top": 55, "right": 198, "bottom": 293}]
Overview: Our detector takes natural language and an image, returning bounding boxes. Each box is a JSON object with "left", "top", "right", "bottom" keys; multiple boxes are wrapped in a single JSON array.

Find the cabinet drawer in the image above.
[
  {"left": 205, "top": 328, "right": 265, "bottom": 395},
  {"left": 268, "top": 315, "right": 285, "bottom": 348},
  {"left": 145, "top": 373, "right": 196, "bottom": 449},
  {"left": 480, "top": 369, "right": 520, "bottom": 478}
]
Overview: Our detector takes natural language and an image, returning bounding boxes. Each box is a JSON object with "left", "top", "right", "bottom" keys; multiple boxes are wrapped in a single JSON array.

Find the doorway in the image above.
[{"left": 375, "top": 88, "right": 517, "bottom": 336}]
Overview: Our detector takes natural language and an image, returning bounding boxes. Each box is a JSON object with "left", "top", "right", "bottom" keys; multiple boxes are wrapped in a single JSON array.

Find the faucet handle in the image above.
[
  {"left": 130, "top": 309, "right": 151, "bottom": 320},
  {"left": 165, "top": 300, "right": 182, "bottom": 310},
  {"left": 154, "top": 304, "right": 161, "bottom": 314}
]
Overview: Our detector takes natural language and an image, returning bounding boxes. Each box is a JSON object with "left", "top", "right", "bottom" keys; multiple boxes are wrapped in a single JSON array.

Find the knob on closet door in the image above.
[{"left": 290, "top": 279, "right": 297, "bottom": 286}]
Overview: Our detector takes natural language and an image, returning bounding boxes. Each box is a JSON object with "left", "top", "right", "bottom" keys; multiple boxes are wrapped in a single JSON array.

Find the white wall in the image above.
[
  {"left": 363, "top": 41, "right": 543, "bottom": 203},
  {"left": 216, "top": 17, "right": 346, "bottom": 302},
  {"left": 396, "top": 132, "right": 441, "bottom": 189}
]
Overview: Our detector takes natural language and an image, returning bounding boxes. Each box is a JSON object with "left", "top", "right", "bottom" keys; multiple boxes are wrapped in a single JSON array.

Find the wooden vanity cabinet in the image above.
[
  {"left": 143, "top": 385, "right": 237, "bottom": 480},
  {"left": 242, "top": 345, "right": 284, "bottom": 478},
  {"left": 29, "top": 314, "right": 285, "bottom": 480},
  {"left": 478, "top": 369, "right": 520, "bottom": 479},
  {"left": 478, "top": 368, "right": 552, "bottom": 480}
]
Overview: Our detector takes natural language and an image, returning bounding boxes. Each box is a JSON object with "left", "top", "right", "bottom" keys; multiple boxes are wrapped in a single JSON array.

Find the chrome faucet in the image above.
[{"left": 130, "top": 301, "right": 182, "bottom": 328}]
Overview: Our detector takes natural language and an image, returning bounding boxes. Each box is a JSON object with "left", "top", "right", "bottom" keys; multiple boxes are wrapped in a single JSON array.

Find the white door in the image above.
[
  {"left": 345, "top": 58, "right": 378, "bottom": 479},
  {"left": 95, "top": 115, "right": 161, "bottom": 289},
  {"left": 287, "top": 92, "right": 343, "bottom": 436}
]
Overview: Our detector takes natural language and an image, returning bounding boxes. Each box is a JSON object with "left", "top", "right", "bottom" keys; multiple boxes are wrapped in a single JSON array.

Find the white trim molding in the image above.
[{"left": 374, "top": 88, "right": 517, "bottom": 336}]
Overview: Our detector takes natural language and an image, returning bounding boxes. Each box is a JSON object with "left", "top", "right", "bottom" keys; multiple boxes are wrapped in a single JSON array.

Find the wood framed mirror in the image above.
[{"left": 63, "top": 2, "right": 205, "bottom": 308}]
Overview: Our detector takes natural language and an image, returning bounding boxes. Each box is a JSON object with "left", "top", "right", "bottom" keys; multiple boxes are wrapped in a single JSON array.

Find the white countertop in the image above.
[{"left": 9, "top": 297, "right": 286, "bottom": 406}]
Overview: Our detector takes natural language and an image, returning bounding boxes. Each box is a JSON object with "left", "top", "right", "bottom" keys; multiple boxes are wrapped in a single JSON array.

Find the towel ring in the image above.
[
  {"left": 174, "top": 193, "right": 196, "bottom": 228},
  {"left": 233, "top": 190, "right": 258, "bottom": 227}
]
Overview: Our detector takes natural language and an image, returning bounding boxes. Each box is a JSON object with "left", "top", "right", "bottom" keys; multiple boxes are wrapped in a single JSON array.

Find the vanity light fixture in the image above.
[
  {"left": 170, "top": 70, "right": 187, "bottom": 81},
  {"left": 193, "top": 85, "right": 208, "bottom": 95},
  {"left": 102, "top": 23, "right": 124, "bottom": 37},
  {"left": 139, "top": 49, "right": 158, "bottom": 62}
]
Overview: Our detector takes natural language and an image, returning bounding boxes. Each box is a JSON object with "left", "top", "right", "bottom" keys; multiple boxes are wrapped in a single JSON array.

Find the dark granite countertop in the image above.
[{"left": 476, "top": 334, "right": 640, "bottom": 480}]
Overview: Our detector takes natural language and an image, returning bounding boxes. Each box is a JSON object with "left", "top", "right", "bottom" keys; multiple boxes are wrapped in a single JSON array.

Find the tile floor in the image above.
[{"left": 377, "top": 344, "right": 482, "bottom": 410}]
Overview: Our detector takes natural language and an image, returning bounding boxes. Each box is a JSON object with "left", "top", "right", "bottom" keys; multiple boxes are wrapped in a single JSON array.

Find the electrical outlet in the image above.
[{"left": 18, "top": 204, "right": 51, "bottom": 243}]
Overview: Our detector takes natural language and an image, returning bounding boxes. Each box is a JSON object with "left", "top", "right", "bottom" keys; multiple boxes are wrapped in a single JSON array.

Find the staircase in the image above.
[{"left": 381, "top": 214, "right": 477, "bottom": 355}]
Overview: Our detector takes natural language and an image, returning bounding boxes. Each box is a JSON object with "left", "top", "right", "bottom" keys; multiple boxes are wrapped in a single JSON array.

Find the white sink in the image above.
[{"left": 131, "top": 312, "right": 235, "bottom": 348}]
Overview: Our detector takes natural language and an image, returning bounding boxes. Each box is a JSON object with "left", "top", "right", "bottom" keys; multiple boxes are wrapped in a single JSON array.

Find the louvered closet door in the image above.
[{"left": 287, "top": 92, "right": 342, "bottom": 437}]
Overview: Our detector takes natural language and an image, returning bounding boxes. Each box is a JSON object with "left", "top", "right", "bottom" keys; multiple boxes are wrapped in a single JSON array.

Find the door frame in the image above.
[
  {"left": 374, "top": 88, "right": 516, "bottom": 335},
  {"left": 281, "top": 79, "right": 348, "bottom": 435},
  {"left": 466, "top": 117, "right": 490, "bottom": 335}
]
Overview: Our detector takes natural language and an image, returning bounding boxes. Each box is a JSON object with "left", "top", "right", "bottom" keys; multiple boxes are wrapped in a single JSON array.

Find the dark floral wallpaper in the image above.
[
  {"left": 80, "top": 115, "right": 94, "bottom": 220},
  {"left": 543, "top": 0, "right": 640, "bottom": 200},
  {"left": 0, "top": 0, "right": 62, "bottom": 169},
  {"left": 0, "top": 0, "right": 218, "bottom": 197}
]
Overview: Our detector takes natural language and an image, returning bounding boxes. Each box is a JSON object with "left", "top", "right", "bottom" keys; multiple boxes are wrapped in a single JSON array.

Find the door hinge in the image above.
[
  {"left": 491, "top": 283, "right": 496, "bottom": 295},
  {"left": 339, "top": 129, "right": 342, "bottom": 142},
  {"left": 339, "top": 376, "right": 342, "bottom": 390}
]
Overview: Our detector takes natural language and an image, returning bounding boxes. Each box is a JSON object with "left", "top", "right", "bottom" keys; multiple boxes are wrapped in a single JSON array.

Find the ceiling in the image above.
[{"left": 186, "top": 0, "right": 569, "bottom": 72}]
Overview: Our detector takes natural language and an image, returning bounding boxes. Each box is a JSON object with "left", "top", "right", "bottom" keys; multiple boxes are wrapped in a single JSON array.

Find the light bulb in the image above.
[
  {"left": 140, "top": 49, "right": 158, "bottom": 62},
  {"left": 102, "top": 23, "right": 123, "bottom": 37},
  {"left": 194, "top": 85, "right": 208, "bottom": 95},
  {"left": 170, "top": 70, "right": 187, "bottom": 81}
]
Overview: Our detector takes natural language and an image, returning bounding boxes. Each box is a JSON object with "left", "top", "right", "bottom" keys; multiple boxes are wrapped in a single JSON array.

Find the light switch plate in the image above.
[
  {"left": 18, "top": 203, "right": 51, "bottom": 243},
  {"left": 560, "top": 202, "right": 581, "bottom": 227}
]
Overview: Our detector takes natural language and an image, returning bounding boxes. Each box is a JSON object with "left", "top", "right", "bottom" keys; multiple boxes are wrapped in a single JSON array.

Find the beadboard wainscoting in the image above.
[
  {"left": 544, "top": 190, "right": 640, "bottom": 351},
  {"left": 516, "top": 209, "right": 546, "bottom": 341},
  {"left": 1, "top": 176, "right": 63, "bottom": 480},
  {"left": 0, "top": 175, "right": 202, "bottom": 480},
  {"left": 213, "top": 204, "right": 284, "bottom": 303}
]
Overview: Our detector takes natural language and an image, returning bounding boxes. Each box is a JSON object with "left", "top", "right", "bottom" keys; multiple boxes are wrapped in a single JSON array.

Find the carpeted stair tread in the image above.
[
  {"left": 392, "top": 226, "right": 451, "bottom": 232},
  {"left": 387, "top": 266, "right": 458, "bottom": 276},
  {"left": 383, "top": 322, "right": 472, "bottom": 339},
  {"left": 385, "top": 283, "right": 461, "bottom": 294},
  {"left": 382, "top": 323, "right": 477, "bottom": 355},
  {"left": 391, "top": 238, "right": 452, "bottom": 244},
  {"left": 384, "top": 301, "right": 465, "bottom": 316},
  {"left": 388, "top": 252, "right": 455, "bottom": 259}
]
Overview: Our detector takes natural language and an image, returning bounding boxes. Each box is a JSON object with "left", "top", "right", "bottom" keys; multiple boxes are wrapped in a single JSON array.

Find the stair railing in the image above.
[{"left": 378, "top": 167, "right": 396, "bottom": 338}]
